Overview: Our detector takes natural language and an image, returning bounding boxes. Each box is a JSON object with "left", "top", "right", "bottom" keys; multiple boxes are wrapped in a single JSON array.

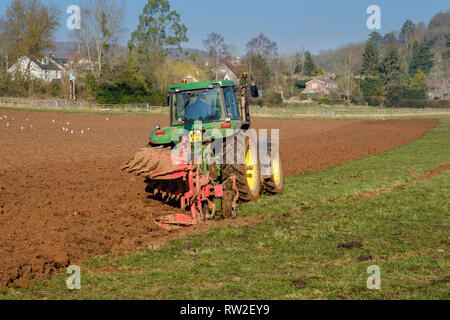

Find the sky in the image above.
[{"left": 0, "top": 0, "right": 448, "bottom": 55}]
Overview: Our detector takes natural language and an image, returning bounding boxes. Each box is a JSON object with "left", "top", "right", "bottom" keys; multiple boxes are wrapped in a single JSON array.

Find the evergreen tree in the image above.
[
  {"left": 128, "top": 0, "right": 188, "bottom": 55},
  {"left": 383, "top": 32, "right": 397, "bottom": 44},
  {"left": 303, "top": 51, "right": 316, "bottom": 76},
  {"left": 408, "top": 41, "right": 434, "bottom": 76},
  {"left": 361, "top": 42, "right": 380, "bottom": 77},
  {"left": 379, "top": 45, "right": 401, "bottom": 84},
  {"left": 401, "top": 19, "right": 415, "bottom": 48},
  {"left": 368, "top": 31, "right": 383, "bottom": 47}
]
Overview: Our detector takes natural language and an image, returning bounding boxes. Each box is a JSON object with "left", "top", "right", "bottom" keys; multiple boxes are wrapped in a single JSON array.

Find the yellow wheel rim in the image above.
[
  {"left": 245, "top": 146, "right": 258, "bottom": 192},
  {"left": 272, "top": 154, "right": 281, "bottom": 186}
]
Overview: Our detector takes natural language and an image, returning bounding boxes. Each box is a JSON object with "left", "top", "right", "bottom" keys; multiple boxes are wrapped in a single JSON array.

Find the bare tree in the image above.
[
  {"left": 286, "top": 49, "right": 305, "bottom": 77},
  {"left": 245, "top": 34, "right": 278, "bottom": 60},
  {"left": 82, "top": 0, "right": 125, "bottom": 77},
  {"left": 0, "top": 0, "right": 60, "bottom": 63},
  {"left": 333, "top": 44, "right": 363, "bottom": 99},
  {"left": 245, "top": 34, "right": 278, "bottom": 88},
  {"left": 0, "top": 18, "right": 8, "bottom": 72},
  {"left": 203, "top": 32, "right": 230, "bottom": 79}
]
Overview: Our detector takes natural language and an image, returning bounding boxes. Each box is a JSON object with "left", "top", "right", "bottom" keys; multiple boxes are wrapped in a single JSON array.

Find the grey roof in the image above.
[{"left": 30, "top": 58, "right": 61, "bottom": 71}]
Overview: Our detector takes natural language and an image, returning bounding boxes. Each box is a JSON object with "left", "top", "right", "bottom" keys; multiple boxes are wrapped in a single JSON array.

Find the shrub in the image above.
[
  {"left": 402, "top": 87, "right": 426, "bottom": 99},
  {"left": 262, "top": 91, "right": 283, "bottom": 107},
  {"left": 49, "top": 81, "right": 62, "bottom": 97},
  {"left": 394, "top": 99, "right": 450, "bottom": 109},
  {"left": 350, "top": 87, "right": 364, "bottom": 105},
  {"left": 313, "top": 97, "right": 329, "bottom": 105},
  {"left": 386, "top": 85, "right": 403, "bottom": 108},
  {"left": 366, "top": 96, "right": 386, "bottom": 106}
]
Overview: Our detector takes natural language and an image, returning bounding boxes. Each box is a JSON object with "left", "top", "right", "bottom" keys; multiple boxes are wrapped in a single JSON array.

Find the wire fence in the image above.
[
  {"left": 1, "top": 96, "right": 450, "bottom": 117},
  {"left": 250, "top": 106, "right": 450, "bottom": 117},
  {"left": 0, "top": 97, "right": 168, "bottom": 112}
]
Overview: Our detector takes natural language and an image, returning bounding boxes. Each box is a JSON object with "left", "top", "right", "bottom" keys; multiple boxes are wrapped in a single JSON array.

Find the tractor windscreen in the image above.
[{"left": 171, "top": 87, "right": 240, "bottom": 124}]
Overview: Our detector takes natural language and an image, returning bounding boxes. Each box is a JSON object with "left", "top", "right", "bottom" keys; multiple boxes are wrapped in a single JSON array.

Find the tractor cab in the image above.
[
  {"left": 168, "top": 80, "right": 245, "bottom": 127},
  {"left": 149, "top": 79, "right": 257, "bottom": 146}
]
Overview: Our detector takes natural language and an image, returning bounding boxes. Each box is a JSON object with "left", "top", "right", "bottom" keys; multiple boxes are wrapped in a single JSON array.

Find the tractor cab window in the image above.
[
  {"left": 223, "top": 87, "right": 240, "bottom": 120},
  {"left": 172, "top": 88, "right": 224, "bottom": 123}
]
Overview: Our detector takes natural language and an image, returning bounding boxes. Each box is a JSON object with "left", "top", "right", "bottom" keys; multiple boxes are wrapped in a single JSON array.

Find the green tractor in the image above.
[{"left": 122, "top": 74, "right": 284, "bottom": 230}]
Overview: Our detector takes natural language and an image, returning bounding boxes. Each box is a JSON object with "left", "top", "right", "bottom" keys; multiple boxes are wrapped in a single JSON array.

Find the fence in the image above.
[
  {"left": 2, "top": 97, "right": 450, "bottom": 117},
  {"left": 0, "top": 97, "right": 168, "bottom": 112},
  {"left": 250, "top": 106, "right": 450, "bottom": 118}
]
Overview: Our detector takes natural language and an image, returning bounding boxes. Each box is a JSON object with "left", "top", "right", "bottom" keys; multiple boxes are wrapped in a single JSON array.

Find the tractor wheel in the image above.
[
  {"left": 262, "top": 146, "right": 284, "bottom": 195},
  {"left": 222, "top": 131, "right": 261, "bottom": 202}
]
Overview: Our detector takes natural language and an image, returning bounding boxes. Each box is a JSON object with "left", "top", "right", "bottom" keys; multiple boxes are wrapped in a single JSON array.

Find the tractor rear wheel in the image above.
[
  {"left": 222, "top": 131, "right": 261, "bottom": 202},
  {"left": 262, "top": 147, "right": 284, "bottom": 195}
]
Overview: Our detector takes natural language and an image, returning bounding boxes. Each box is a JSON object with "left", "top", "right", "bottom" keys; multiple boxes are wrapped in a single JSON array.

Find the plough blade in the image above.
[
  {"left": 155, "top": 214, "right": 198, "bottom": 231},
  {"left": 122, "top": 147, "right": 189, "bottom": 180}
]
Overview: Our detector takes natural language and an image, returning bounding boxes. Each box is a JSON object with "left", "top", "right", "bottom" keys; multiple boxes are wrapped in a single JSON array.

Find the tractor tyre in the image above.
[
  {"left": 262, "top": 144, "right": 284, "bottom": 195},
  {"left": 222, "top": 131, "right": 261, "bottom": 202}
]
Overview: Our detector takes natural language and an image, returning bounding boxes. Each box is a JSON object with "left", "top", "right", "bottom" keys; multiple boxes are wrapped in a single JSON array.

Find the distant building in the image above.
[
  {"left": 213, "top": 63, "right": 239, "bottom": 82},
  {"left": 8, "top": 56, "right": 68, "bottom": 82},
  {"left": 302, "top": 76, "right": 343, "bottom": 98}
]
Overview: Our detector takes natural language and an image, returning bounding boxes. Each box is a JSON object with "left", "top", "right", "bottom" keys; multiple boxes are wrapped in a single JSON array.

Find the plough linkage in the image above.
[{"left": 155, "top": 165, "right": 239, "bottom": 231}]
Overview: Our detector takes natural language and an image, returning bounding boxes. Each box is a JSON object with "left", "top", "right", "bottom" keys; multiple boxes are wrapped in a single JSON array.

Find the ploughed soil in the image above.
[{"left": 0, "top": 110, "right": 438, "bottom": 288}]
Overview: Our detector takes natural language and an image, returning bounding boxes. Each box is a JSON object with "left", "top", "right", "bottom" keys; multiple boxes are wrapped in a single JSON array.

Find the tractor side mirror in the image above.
[
  {"left": 166, "top": 95, "right": 170, "bottom": 107},
  {"left": 250, "top": 85, "right": 259, "bottom": 98}
]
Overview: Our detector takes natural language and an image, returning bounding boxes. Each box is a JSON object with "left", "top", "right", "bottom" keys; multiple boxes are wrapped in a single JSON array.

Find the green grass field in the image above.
[{"left": 1, "top": 112, "right": 449, "bottom": 300}]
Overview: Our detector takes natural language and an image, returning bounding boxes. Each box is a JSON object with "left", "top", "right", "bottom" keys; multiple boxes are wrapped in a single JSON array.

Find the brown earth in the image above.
[{"left": 0, "top": 110, "right": 438, "bottom": 287}]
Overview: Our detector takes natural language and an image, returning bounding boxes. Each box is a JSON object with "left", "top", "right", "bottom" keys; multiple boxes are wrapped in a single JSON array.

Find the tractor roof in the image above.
[{"left": 168, "top": 80, "right": 237, "bottom": 92}]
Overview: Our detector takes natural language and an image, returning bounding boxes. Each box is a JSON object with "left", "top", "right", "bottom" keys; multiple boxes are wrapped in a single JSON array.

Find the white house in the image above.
[
  {"left": 7, "top": 56, "right": 67, "bottom": 82},
  {"left": 213, "top": 63, "right": 239, "bottom": 82}
]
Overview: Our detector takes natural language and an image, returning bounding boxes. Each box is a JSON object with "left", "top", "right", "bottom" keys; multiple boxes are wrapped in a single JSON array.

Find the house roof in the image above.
[
  {"left": 51, "top": 57, "right": 69, "bottom": 66},
  {"left": 30, "top": 57, "right": 61, "bottom": 71}
]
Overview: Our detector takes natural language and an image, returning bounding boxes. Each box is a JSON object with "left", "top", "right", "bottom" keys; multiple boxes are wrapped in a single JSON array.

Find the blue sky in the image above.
[{"left": 0, "top": 0, "right": 448, "bottom": 54}]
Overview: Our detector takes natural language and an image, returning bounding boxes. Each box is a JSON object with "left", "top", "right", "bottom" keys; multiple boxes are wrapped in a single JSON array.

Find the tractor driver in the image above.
[{"left": 184, "top": 89, "right": 222, "bottom": 122}]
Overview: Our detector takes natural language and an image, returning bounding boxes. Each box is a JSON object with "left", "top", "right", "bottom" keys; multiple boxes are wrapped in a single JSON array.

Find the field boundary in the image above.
[
  {"left": 2, "top": 97, "right": 450, "bottom": 119},
  {"left": 0, "top": 97, "right": 168, "bottom": 112},
  {"left": 250, "top": 107, "right": 450, "bottom": 118}
]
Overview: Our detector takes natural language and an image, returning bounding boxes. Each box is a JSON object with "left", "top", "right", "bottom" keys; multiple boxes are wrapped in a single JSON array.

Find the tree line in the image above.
[{"left": 0, "top": 0, "right": 448, "bottom": 107}]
